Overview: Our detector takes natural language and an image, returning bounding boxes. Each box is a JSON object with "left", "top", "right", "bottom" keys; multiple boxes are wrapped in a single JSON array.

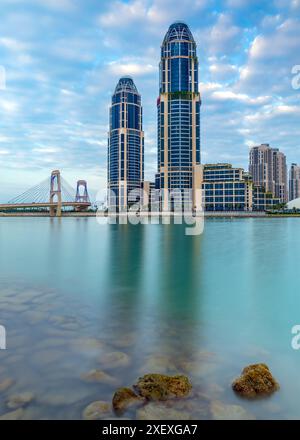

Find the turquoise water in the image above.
[{"left": 0, "top": 217, "right": 300, "bottom": 419}]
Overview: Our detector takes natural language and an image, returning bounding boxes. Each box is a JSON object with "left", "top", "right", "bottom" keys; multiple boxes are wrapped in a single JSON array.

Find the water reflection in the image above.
[{"left": 0, "top": 218, "right": 299, "bottom": 419}]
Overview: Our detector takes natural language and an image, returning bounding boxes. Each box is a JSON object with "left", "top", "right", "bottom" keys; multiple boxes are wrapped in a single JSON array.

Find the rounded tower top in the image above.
[
  {"left": 163, "top": 22, "right": 195, "bottom": 45},
  {"left": 114, "top": 76, "right": 138, "bottom": 94}
]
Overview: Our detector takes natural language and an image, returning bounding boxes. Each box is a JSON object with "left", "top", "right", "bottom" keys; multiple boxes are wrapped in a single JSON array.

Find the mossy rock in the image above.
[
  {"left": 112, "top": 387, "right": 144, "bottom": 414},
  {"left": 232, "top": 363, "right": 279, "bottom": 398},
  {"left": 134, "top": 374, "right": 192, "bottom": 401}
]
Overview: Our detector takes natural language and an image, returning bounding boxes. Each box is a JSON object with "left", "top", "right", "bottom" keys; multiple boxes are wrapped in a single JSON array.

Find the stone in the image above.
[
  {"left": 7, "top": 392, "right": 34, "bottom": 409},
  {"left": 0, "top": 408, "right": 24, "bottom": 420},
  {"left": 23, "top": 311, "right": 47, "bottom": 324},
  {"left": 136, "top": 403, "right": 192, "bottom": 420},
  {"left": 0, "top": 378, "right": 14, "bottom": 392},
  {"left": 40, "top": 386, "right": 92, "bottom": 406},
  {"left": 139, "top": 355, "right": 176, "bottom": 375},
  {"left": 210, "top": 400, "right": 255, "bottom": 420},
  {"left": 81, "top": 370, "right": 118, "bottom": 386},
  {"left": 31, "top": 349, "right": 63, "bottom": 366},
  {"left": 179, "top": 360, "right": 217, "bottom": 378},
  {"left": 82, "top": 401, "right": 111, "bottom": 420},
  {"left": 232, "top": 363, "right": 279, "bottom": 398},
  {"left": 70, "top": 337, "right": 105, "bottom": 353},
  {"left": 112, "top": 387, "right": 144, "bottom": 414},
  {"left": 99, "top": 351, "right": 130, "bottom": 369},
  {"left": 49, "top": 315, "right": 80, "bottom": 331},
  {"left": 113, "top": 333, "right": 136, "bottom": 348},
  {"left": 134, "top": 374, "right": 192, "bottom": 401}
]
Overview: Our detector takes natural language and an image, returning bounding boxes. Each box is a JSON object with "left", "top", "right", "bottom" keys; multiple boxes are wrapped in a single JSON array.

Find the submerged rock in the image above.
[
  {"left": 40, "top": 386, "right": 92, "bottom": 406},
  {"left": 112, "top": 333, "right": 136, "bottom": 349},
  {"left": 0, "top": 378, "right": 14, "bottom": 392},
  {"left": 99, "top": 351, "right": 131, "bottom": 369},
  {"left": 210, "top": 400, "right": 255, "bottom": 420},
  {"left": 82, "top": 401, "right": 111, "bottom": 420},
  {"left": 70, "top": 337, "right": 105, "bottom": 353},
  {"left": 0, "top": 408, "right": 24, "bottom": 420},
  {"left": 7, "top": 392, "right": 34, "bottom": 409},
  {"left": 112, "top": 387, "right": 144, "bottom": 414},
  {"left": 136, "top": 402, "right": 192, "bottom": 420},
  {"left": 134, "top": 374, "right": 192, "bottom": 401},
  {"left": 232, "top": 363, "right": 279, "bottom": 398},
  {"left": 81, "top": 369, "right": 118, "bottom": 386},
  {"left": 139, "top": 355, "right": 176, "bottom": 375},
  {"left": 50, "top": 315, "right": 80, "bottom": 331}
]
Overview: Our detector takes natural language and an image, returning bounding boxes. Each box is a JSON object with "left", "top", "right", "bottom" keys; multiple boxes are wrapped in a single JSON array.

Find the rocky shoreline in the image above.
[{"left": 0, "top": 283, "right": 282, "bottom": 420}]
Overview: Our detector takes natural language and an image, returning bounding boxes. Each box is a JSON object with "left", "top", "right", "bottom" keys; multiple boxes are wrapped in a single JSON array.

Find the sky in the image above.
[{"left": 0, "top": 0, "right": 299, "bottom": 202}]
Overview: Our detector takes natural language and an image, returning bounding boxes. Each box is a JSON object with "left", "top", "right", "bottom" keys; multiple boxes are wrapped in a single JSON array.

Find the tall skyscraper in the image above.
[
  {"left": 289, "top": 163, "right": 300, "bottom": 201},
  {"left": 108, "top": 76, "right": 144, "bottom": 209},
  {"left": 249, "top": 143, "right": 287, "bottom": 203},
  {"left": 156, "top": 22, "right": 201, "bottom": 210}
]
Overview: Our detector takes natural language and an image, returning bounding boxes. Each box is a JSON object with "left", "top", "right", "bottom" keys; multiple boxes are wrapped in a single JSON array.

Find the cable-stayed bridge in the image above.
[{"left": 0, "top": 170, "right": 91, "bottom": 217}]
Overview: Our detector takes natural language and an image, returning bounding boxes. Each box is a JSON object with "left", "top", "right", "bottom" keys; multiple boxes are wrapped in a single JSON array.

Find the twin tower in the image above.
[{"left": 107, "top": 22, "right": 201, "bottom": 210}]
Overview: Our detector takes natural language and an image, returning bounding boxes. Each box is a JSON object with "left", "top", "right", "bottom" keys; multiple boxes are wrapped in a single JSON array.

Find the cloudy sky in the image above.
[{"left": 0, "top": 0, "right": 299, "bottom": 201}]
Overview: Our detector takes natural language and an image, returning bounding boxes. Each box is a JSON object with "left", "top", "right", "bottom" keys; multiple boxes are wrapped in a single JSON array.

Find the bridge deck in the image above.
[{"left": 0, "top": 202, "right": 91, "bottom": 209}]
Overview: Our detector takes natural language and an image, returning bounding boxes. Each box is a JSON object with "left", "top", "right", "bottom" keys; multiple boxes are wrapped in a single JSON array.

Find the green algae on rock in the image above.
[
  {"left": 134, "top": 374, "right": 192, "bottom": 401},
  {"left": 112, "top": 387, "right": 144, "bottom": 414},
  {"left": 232, "top": 363, "right": 279, "bottom": 398}
]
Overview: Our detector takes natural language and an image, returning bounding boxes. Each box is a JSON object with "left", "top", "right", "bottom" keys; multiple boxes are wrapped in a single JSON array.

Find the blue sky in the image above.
[{"left": 0, "top": 0, "right": 299, "bottom": 201}]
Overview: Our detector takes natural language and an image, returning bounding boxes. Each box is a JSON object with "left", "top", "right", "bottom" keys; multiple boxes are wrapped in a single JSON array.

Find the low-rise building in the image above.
[{"left": 201, "top": 163, "right": 281, "bottom": 212}]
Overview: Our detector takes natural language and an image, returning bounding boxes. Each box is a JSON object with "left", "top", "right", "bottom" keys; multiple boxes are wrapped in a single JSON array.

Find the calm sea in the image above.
[{"left": 0, "top": 217, "right": 299, "bottom": 419}]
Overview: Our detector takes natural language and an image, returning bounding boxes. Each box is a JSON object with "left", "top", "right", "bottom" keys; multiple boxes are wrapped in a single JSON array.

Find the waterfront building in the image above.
[
  {"left": 289, "top": 163, "right": 300, "bottom": 201},
  {"left": 201, "top": 163, "right": 281, "bottom": 212},
  {"left": 107, "top": 77, "right": 144, "bottom": 210},
  {"left": 252, "top": 186, "right": 281, "bottom": 211},
  {"left": 202, "top": 164, "right": 252, "bottom": 211},
  {"left": 156, "top": 22, "right": 201, "bottom": 211},
  {"left": 141, "top": 181, "right": 156, "bottom": 210},
  {"left": 249, "top": 144, "right": 287, "bottom": 203}
]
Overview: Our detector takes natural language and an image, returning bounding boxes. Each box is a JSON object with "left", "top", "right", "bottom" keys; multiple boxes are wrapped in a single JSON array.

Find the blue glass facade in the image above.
[
  {"left": 157, "top": 22, "right": 201, "bottom": 209},
  {"left": 108, "top": 77, "right": 144, "bottom": 209}
]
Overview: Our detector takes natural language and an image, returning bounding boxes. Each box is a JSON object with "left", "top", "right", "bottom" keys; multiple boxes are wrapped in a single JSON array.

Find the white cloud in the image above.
[
  {"left": 196, "top": 13, "right": 242, "bottom": 56},
  {"left": 0, "top": 99, "right": 19, "bottom": 113},
  {"left": 212, "top": 90, "right": 271, "bottom": 105},
  {"left": 107, "top": 59, "right": 156, "bottom": 76},
  {"left": 0, "top": 149, "right": 9, "bottom": 155},
  {"left": 0, "top": 37, "right": 29, "bottom": 51}
]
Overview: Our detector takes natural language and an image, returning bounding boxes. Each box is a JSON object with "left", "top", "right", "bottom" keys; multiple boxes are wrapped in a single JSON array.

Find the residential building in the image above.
[
  {"left": 202, "top": 163, "right": 281, "bottom": 211},
  {"left": 107, "top": 76, "right": 144, "bottom": 210},
  {"left": 289, "top": 163, "right": 300, "bottom": 201},
  {"left": 249, "top": 143, "right": 287, "bottom": 203},
  {"left": 156, "top": 22, "right": 201, "bottom": 210}
]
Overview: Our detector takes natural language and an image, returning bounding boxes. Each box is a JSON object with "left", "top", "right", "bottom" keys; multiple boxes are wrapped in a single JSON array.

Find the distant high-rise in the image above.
[
  {"left": 249, "top": 143, "right": 287, "bottom": 203},
  {"left": 289, "top": 163, "right": 300, "bottom": 201},
  {"left": 156, "top": 22, "right": 201, "bottom": 210},
  {"left": 108, "top": 77, "right": 144, "bottom": 209}
]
